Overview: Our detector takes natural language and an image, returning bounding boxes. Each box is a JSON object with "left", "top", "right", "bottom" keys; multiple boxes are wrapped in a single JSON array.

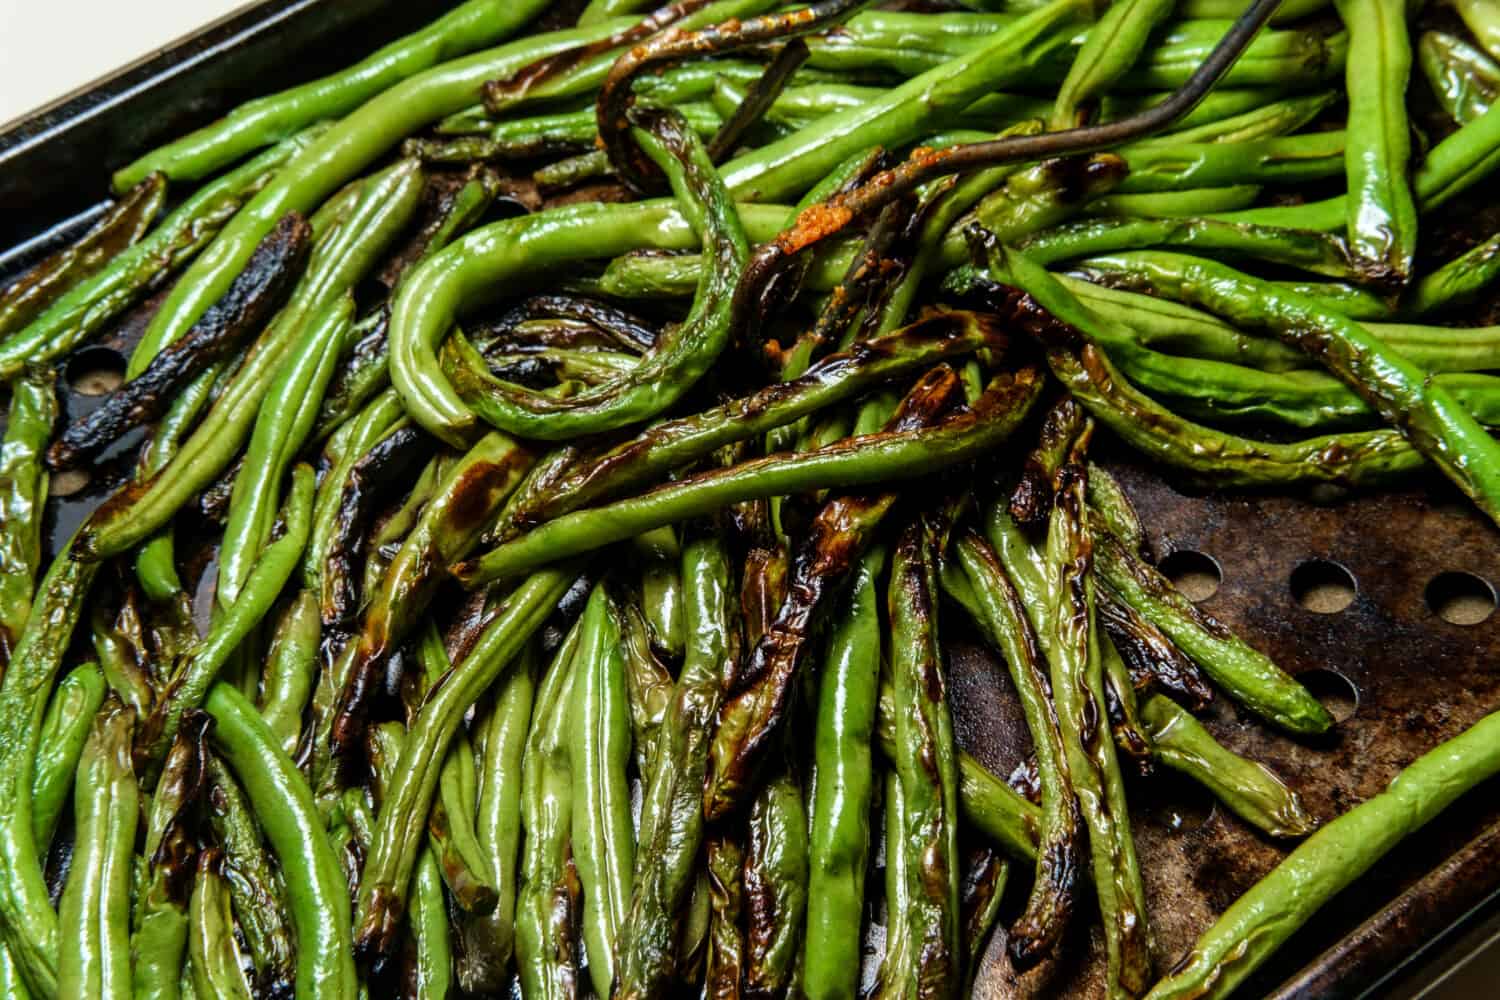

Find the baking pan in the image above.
[{"left": 3, "top": 2, "right": 1499, "bottom": 996}]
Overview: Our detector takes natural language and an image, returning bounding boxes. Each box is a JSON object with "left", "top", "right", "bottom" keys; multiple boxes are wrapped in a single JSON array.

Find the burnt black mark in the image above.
[{"left": 47, "top": 213, "right": 311, "bottom": 471}]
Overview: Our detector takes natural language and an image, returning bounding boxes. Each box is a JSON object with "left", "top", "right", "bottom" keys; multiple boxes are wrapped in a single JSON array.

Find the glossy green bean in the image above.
[
  {"left": 1333, "top": 0, "right": 1416, "bottom": 282},
  {"left": 579, "top": 0, "right": 656, "bottom": 25},
  {"left": 1088, "top": 185, "right": 1262, "bottom": 216},
  {"left": 1139, "top": 695, "right": 1317, "bottom": 839},
  {"left": 456, "top": 370, "right": 1043, "bottom": 586},
  {"left": 633, "top": 527, "right": 685, "bottom": 662},
  {"left": 870, "top": 770, "right": 912, "bottom": 1000},
  {"left": 1116, "top": 131, "right": 1345, "bottom": 193},
  {"left": 514, "top": 622, "right": 583, "bottom": 1000},
  {"left": 955, "top": 533, "right": 1081, "bottom": 964},
  {"left": 0, "top": 542, "right": 100, "bottom": 996},
  {"left": 204, "top": 682, "right": 356, "bottom": 1000},
  {"left": 457, "top": 644, "right": 537, "bottom": 994},
  {"left": 30, "top": 663, "right": 105, "bottom": 851},
  {"left": 886, "top": 522, "right": 962, "bottom": 997},
  {"left": 114, "top": 0, "right": 551, "bottom": 189},
  {"left": 257, "top": 590, "right": 320, "bottom": 758},
  {"left": 187, "top": 859, "right": 254, "bottom": 1000},
  {"left": 304, "top": 391, "right": 406, "bottom": 593},
  {"left": 566, "top": 585, "right": 635, "bottom": 997},
  {"left": 1147, "top": 708, "right": 1500, "bottom": 1000},
  {"left": 408, "top": 844, "right": 451, "bottom": 1000},
  {"left": 705, "top": 832, "right": 746, "bottom": 1000},
  {"left": 57, "top": 703, "right": 136, "bottom": 1000},
  {"left": 1133, "top": 91, "right": 1337, "bottom": 145},
  {"left": 205, "top": 757, "right": 296, "bottom": 994},
  {"left": 1052, "top": 0, "right": 1176, "bottom": 127},
  {"left": 354, "top": 566, "right": 574, "bottom": 962},
  {"left": 803, "top": 546, "right": 884, "bottom": 1000},
  {"left": 744, "top": 765, "right": 810, "bottom": 999},
  {"left": 416, "top": 624, "right": 500, "bottom": 914},
  {"left": 1081, "top": 250, "right": 1500, "bottom": 525},
  {"left": 1405, "top": 232, "right": 1500, "bottom": 316},
  {"left": 0, "top": 371, "right": 55, "bottom": 660},
  {"left": 140, "top": 464, "right": 313, "bottom": 771},
  {"left": 1043, "top": 415, "right": 1151, "bottom": 998},
  {"left": 1419, "top": 31, "right": 1500, "bottom": 124},
  {"left": 1018, "top": 216, "right": 1361, "bottom": 279},
  {"left": 615, "top": 535, "right": 736, "bottom": 1000}
]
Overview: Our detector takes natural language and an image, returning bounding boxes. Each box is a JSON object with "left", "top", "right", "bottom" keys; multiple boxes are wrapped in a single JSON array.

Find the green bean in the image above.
[
  {"left": 204, "top": 681, "right": 356, "bottom": 1000},
  {"left": 1450, "top": 0, "right": 1500, "bottom": 61},
  {"left": 205, "top": 757, "right": 296, "bottom": 995},
  {"left": 413, "top": 102, "right": 723, "bottom": 163},
  {"left": 1101, "top": 633, "right": 1152, "bottom": 761},
  {"left": 1405, "top": 232, "right": 1500, "bottom": 316},
  {"left": 744, "top": 764, "right": 810, "bottom": 1000},
  {"left": 1087, "top": 185, "right": 1262, "bottom": 217},
  {"left": 870, "top": 770, "right": 912, "bottom": 1000},
  {"left": 1019, "top": 216, "right": 1361, "bottom": 279},
  {"left": 1051, "top": 0, "right": 1176, "bottom": 128},
  {"left": 514, "top": 622, "right": 583, "bottom": 1000},
  {"left": 705, "top": 832, "right": 747, "bottom": 1000},
  {"left": 258, "top": 590, "right": 320, "bottom": 758},
  {"left": 1221, "top": 90, "right": 1500, "bottom": 226},
  {"left": 457, "top": 644, "right": 537, "bottom": 994},
  {"left": 579, "top": 0, "right": 657, "bottom": 25},
  {"left": 115, "top": 0, "right": 551, "bottom": 188},
  {"left": 1119, "top": 20, "right": 1347, "bottom": 90},
  {"left": 1139, "top": 695, "right": 1317, "bottom": 839},
  {"left": 1043, "top": 409, "right": 1151, "bottom": 998},
  {"left": 615, "top": 534, "right": 736, "bottom": 1000},
  {"left": 354, "top": 566, "right": 575, "bottom": 962},
  {"left": 1147, "top": 708, "right": 1500, "bottom": 1000},
  {"left": 305, "top": 393, "right": 406, "bottom": 592},
  {"left": 1179, "top": 0, "right": 1330, "bottom": 20},
  {"left": 1098, "top": 527, "right": 1338, "bottom": 735},
  {"left": 618, "top": 598, "right": 673, "bottom": 776},
  {"left": 57, "top": 703, "right": 136, "bottom": 1000},
  {"left": 139, "top": 464, "right": 314, "bottom": 772},
  {"left": 186, "top": 857, "right": 254, "bottom": 1000},
  {"left": 0, "top": 542, "right": 99, "bottom": 996},
  {"left": 30, "top": 663, "right": 105, "bottom": 851},
  {"left": 0, "top": 135, "right": 314, "bottom": 384},
  {"left": 955, "top": 533, "right": 1081, "bottom": 965},
  {"left": 457, "top": 369, "right": 1043, "bottom": 586},
  {"left": 0, "top": 175, "right": 164, "bottom": 337},
  {"left": 409, "top": 845, "right": 452, "bottom": 1000},
  {"left": 1332, "top": 0, "right": 1416, "bottom": 282},
  {"left": 885, "top": 521, "right": 962, "bottom": 998},
  {"left": 1082, "top": 250, "right": 1500, "bottom": 524},
  {"left": 961, "top": 849, "right": 1009, "bottom": 978},
  {"left": 1116, "top": 131, "right": 1346, "bottom": 193},
  {"left": 415, "top": 623, "right": 500, "bottom": 914},
  {"left": 89, "top": 605, "right": 153, "bottom": 723},
  {"left": 132, "top": 711, "right": 211, "bottom": 1000},
  {"left": 972, "top": 153, "right": 1127, "bottom": 254},
  {"left": 566, "top": 584, "right": 636, "bottom": 997},
  {"left": 0, "top": 370, "right": 55, "bottom": 661},
  {"left": 0, "top": 946, "right": 28, "bottom": 1000},
  {"left": 1419, "top": 31, "right": 1500, "bottom": 124},
  {"left": 802, "top": 546, "right": 884, "bottom": 1000},
  {"left": 632, "top": 527, "right": 685, "bottom": 663},
  {"left": 1101, "top": 87, "right": 1304, "bottom": 133},
  {"left": 1132, "top": 91, "right": 1337, "bottom": 145}
]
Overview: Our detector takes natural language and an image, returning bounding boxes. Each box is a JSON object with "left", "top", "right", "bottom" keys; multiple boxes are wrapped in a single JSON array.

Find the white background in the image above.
[{"left": 0, "top": 0, "right": 249, "bottom": 126}]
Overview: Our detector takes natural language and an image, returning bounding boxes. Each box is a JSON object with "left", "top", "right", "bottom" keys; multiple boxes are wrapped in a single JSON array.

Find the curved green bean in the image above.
[
  {"left": 30, "top": 663, "right": 106, "bottom": 851},
  {"left": 56, "top": 703, "right": 136, "bottom": 1000},
  {"left": 0, "top": 370, "right": 55, "bottom": 660},
  {"left": 187, "top": 858, "right": 255, "bottom": 1000}
]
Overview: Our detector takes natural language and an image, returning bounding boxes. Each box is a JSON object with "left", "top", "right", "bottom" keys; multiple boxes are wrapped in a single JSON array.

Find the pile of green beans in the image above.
[{"left": 5, "top": 0, "right": 1500, "bottom": 997}]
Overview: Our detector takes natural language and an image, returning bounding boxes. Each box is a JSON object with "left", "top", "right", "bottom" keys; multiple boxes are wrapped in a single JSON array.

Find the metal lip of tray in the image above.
[{"left": 3, "top": 2, "right": 1499, "bottom": 996}]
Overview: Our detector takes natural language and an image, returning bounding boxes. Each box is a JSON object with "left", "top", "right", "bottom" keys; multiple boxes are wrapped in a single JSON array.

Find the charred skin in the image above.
[
  {"left": 702, "top": 366, "right": 962, "bottom": 820},
  {"left": 887, "top": 519, "right": 962, "bottom": 1000},
  {"left": 47, "top": 214, "right": 312, "bottom": 471},
  {"left": 1097, "top": 591, "right": 1214, "bottom": 710},
  {"left": 706, "top": 831, "right": 747, "bottom": 1000}
]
